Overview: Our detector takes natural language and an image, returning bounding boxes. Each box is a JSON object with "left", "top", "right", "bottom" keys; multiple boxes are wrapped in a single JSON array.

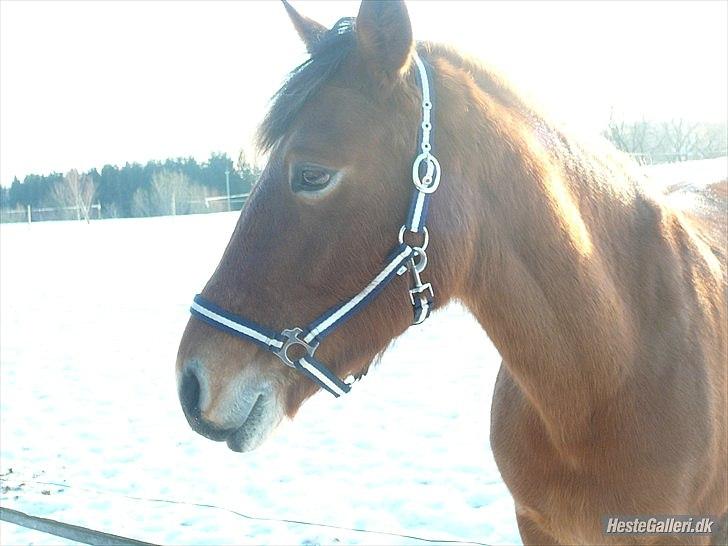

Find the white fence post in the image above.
[{"left": 27, "top": 204, "right": 31, "bottom": 224}]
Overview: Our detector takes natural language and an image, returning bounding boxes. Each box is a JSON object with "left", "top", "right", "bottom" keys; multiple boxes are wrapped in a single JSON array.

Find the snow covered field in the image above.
[
  {"left": 644, "top": 156, "right": 727, "bottom": 189},
  {"left": 2, "top": 157, "right": 725, "bottom": 546},
  {"left": 0, "top": 213, "right": 518, "bottom": 545}
]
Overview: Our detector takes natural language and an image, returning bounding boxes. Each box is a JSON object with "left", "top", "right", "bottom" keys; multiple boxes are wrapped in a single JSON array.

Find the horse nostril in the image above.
[
  {"left": 178, "top": 366, "right": 235, "bottom": 442},
  {"left": 180, "top": 369, "right": 201, "bottom": 419}
]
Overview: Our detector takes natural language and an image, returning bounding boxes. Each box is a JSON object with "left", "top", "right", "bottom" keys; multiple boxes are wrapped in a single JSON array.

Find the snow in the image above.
[
  {"left": 644, "top": 156, "right": 727, "bottom": 189},
  {"left": 643, "top": 156, "right": 727, "bottom": 210},
  {"left": 0, "top": 213, "right": 519, "bottom": 545}
]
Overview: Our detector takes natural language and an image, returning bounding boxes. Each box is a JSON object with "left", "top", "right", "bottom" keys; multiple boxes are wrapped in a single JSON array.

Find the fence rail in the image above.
[
  {"left": 1, "top": 474, "right": 494, "bottom": 546},
  {"left": 203, "top": 192, "right": 250, "bottom": 207},
  {"left": 0, "top": 506, "right": 155, "bottom": 546},
  {"left": 1, "top": 203, "right": 102, "bottom": 224}
]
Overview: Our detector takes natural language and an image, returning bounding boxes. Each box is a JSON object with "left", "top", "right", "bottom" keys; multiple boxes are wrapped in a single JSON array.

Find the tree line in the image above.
[
  {"left": 0, "top": 152, "right": 260, "bottom": 221},
  {"left": 2, "top": 119, "right": 725, "bottom": 222},
  {"left": 603, "top": 117, "right": 727, "bottom": 164}
]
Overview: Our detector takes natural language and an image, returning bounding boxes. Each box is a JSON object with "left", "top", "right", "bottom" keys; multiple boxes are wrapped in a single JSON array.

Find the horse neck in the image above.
[{"left": 435, "top": 62, "right": 644, "bottom": 458}]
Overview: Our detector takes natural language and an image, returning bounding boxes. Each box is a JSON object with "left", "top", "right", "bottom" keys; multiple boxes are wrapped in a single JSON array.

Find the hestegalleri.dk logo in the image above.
[{"left": 603, "top": 516, "right": 716, "bottom": 535}]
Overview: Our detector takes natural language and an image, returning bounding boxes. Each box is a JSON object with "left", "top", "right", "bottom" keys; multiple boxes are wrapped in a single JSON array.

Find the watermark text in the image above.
[{"left": 603, "top": 516, "right": 716, "bottom": 536}]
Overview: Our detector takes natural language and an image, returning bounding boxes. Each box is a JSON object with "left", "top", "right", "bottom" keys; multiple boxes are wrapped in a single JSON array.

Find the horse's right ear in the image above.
[
  {"left": 282, "top": 0, "right": 327, "bottom": 54},
  {"left": 356, "top": 0, "right": 413, "bottom": 79}
]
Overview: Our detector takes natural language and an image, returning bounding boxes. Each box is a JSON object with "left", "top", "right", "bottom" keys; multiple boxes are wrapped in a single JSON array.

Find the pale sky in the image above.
[{"left": 1, "top": 0, "right": 726, "bottom": 186}]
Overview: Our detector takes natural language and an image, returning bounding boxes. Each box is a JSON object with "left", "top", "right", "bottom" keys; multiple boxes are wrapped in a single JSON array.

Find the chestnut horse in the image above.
[{"left": 176, "top": 2, "right": 727, "bottom": 544}]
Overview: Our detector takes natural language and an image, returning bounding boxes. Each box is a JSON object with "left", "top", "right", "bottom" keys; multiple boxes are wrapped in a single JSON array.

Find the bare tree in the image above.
[
  {"left": 661, "top": 118, "right": 699, "bottom": 161},
  {"left": 692, "top": 123, "right": 727, "bottom": 159},
  {"left": 605, "top": 113, "right": 727, "bottom": 164},
  {"left": 132, "top": 169, "right": 203, "bottom": 217},
  {"left": 605, "top": 109, "right": 654, "bottom": 164},
  {"left": 52, "top": 169, "right": 97, "bottom": 222},
  {"left": 236, "top": 148, "right": 257, "bottom": 189},
  {"left": 236, "top": 149, "right": 248, "bottom": 176}
]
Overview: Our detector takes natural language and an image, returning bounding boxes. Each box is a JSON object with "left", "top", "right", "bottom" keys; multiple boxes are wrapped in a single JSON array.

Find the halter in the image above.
[{"left": 190, "top": 49, "right": 441, "bottom": 398}]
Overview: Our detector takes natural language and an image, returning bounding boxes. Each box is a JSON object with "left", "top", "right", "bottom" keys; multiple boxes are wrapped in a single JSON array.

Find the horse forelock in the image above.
[{"left": 256, "top": 17, "right": 358, "bottom": 154}]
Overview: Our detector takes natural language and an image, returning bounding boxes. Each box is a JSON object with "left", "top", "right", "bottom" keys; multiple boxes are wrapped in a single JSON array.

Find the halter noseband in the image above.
[{"left": 190, "top": 50, "right": 441, "bottom": 398}]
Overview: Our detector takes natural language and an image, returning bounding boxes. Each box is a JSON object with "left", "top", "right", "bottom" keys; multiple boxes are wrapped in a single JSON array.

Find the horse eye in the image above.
[{"left": 294, "top": 166, "right": 332, "bottom": 192}]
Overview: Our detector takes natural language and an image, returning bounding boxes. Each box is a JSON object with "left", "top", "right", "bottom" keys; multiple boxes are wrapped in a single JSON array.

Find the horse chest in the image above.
[{"left": 489, "top": 365, "right": 608, "bottom": 544}]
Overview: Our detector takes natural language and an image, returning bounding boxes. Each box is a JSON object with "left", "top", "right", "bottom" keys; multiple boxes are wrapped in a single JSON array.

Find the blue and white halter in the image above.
[{"left": 190, "top": 51, "right": 440, "bottom": 398}]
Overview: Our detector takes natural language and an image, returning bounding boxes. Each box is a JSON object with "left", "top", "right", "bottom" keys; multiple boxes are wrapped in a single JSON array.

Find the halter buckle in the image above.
[
  {"left": 274, "top": 327, "right": 318, "bottom": 368},
  {"left": 409, "top": 282, "right": 434, "bottom": 306}
]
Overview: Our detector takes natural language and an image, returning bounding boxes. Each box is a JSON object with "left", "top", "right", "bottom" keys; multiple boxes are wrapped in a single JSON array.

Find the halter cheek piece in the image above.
[{"left": 190, "top": 51, "right": 440, "bottom": 398}]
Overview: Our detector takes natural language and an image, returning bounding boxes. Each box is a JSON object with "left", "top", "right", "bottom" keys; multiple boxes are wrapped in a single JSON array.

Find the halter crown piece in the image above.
[{"left": 190, "top": 47, "right": 441, "bottom": 398}]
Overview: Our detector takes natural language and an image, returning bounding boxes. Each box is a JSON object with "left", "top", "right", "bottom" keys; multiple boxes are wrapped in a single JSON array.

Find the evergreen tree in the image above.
[{"left": 1, "top": 152, "right": 261, "bottom": 221}]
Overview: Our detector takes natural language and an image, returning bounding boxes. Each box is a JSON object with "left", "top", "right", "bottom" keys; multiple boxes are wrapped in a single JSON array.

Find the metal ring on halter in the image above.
[
  {"left": 411, "top": 247, "right": 428, "bottom": 273},
  {"left": 398, "top": 225, "right": 429, "bottom": 251},
  {"left": 412, "top": 153, "right": 441, "bottom": 194},
  {"left": 275, "top": 327, "right": 318, "bottom": 368}
]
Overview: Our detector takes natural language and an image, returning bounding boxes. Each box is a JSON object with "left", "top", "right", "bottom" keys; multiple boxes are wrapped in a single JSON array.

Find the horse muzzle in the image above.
[{"left": 176, "top": 358, "right": 284, "bottom": 452}]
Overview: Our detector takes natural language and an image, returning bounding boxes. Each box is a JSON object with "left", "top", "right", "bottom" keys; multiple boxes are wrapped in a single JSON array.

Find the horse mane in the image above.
[
  {"left": 423, "top": 42, "right": 537, "bottom": 116},
  {"left": 256, "top": 17, "right": 685, "bottom": 230}
]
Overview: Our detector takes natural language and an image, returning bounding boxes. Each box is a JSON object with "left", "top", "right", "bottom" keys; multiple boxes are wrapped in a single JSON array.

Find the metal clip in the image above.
[
  {"left": 274, "top": 327, "right": 318, "bottom": 368},
  {"left": 407, "top": 256, "right": 434, "bottom": 306}
]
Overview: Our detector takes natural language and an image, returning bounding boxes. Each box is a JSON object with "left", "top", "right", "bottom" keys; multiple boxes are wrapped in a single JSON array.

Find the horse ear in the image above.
[
  {"left": 282, "top": 0, "right": 327, "bottom": 54},
  {"left": 356, "top": 0, "right": 413, "bottom": 78}
]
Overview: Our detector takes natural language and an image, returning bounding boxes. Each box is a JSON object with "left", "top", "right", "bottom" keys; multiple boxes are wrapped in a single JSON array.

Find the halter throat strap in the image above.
[{"left": 190, "top": 51, "right": 440, "bottom": 397}]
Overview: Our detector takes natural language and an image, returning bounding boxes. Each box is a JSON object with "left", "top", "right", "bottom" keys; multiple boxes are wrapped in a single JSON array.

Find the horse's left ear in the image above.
[
  {"left": 282, "top": 0, "right": 327, "bottom": 54},
  {"left": 356, "top": 0, "right": 413, "bottom": 78}
]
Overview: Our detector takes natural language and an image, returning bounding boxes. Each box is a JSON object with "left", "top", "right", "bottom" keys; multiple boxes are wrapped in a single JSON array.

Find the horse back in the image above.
[{"left": 666, "top": 178, "right": 727, "bottom": 275}]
